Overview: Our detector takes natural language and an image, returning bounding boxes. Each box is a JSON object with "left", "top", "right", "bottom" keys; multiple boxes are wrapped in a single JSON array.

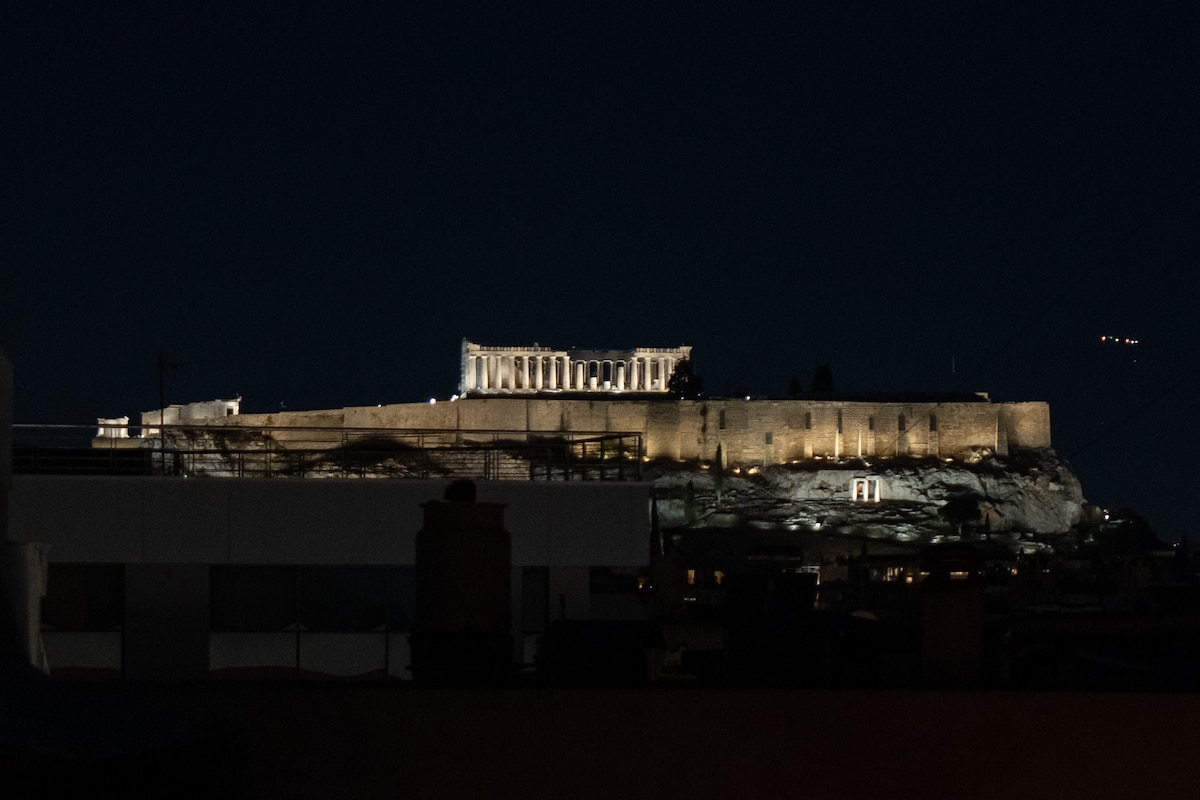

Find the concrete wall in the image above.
[
  {"left": 9, "top": 476, "right": 651, "bottom": 568},
  {"left": 1, "top": 349, "right": 9, "bottom": 491},
  {"left": 234, "top": 397, "right": 1051, "bottom": 465}
]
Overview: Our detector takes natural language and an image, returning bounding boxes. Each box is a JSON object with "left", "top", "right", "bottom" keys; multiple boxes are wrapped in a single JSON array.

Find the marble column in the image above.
[{"left": 616, "top": 362, "right": 625, "bottom": 391}]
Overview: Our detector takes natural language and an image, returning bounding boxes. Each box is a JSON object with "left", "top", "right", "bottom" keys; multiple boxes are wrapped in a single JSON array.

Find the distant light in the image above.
[
  {"left": 744, "top": 396, "right": 751, "bottom": 401},
  {"left": 429, "top": 398, "right": 436, "bottom": 404}
]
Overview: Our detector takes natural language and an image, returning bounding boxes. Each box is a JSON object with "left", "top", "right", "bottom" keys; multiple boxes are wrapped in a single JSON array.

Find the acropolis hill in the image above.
[{"left": 115, "top": 341, "right": 1082, "bottom": 539}]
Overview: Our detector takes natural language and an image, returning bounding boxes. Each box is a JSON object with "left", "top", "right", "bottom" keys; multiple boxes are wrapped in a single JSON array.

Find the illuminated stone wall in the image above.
[
  {"left": 234, "top": 396, "right": 1052, "bottom": 466},
  {"left": 141, "top": 397, "right": 241, "bottom": 435}
]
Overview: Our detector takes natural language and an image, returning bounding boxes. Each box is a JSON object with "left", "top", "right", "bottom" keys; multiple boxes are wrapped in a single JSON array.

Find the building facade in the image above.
[{"left": 10, "top": 476, "right": 652, "bottom": 679}]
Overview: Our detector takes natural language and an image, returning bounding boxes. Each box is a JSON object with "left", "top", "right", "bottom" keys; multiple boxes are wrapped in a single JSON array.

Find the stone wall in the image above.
[{"left": 231, "top": 396, "right": 1052, "bottom": 466}]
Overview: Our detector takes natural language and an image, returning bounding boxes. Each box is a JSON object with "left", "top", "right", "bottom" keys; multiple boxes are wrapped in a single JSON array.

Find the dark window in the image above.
[
  {"left": 804, "top": 412, "right": 812, "bottom": 430},
  {"left": 522, "top": 567, "right": 549, "bottom": 634},
  {"left": 42, "top": 564, "right": 124, "bottom": 631},
  {"left": 868, "top": 416, "right": 875, "bottom": 432},
  {"left": 837, "top": 410, "right": 843, "bottom": 434},
  {"left": 765, "top": 432, "right": 773, "bottom": 445},
  {"left": 211, "top": 566, "right": 297, "bottom": 632},
  {"left": 299, "top": 566, "right": 387, "bottom": 632},
  {"left": 386, "top": 566, "right": 416, "bottom": 631},
  {"left": 929, "top": 414, "right": 938, "bottom": 432},
  {"left": 718, "top": 410, "right": 726, "bottom": 430},
  {"left": 898, "top": 415, "right": 907, "bottom": 432}
]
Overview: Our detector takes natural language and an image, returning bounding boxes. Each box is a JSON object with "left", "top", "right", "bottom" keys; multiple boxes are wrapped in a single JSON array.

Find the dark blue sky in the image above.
[{"left": 5, "top": 3, "right": 1199, "bottom": 538}]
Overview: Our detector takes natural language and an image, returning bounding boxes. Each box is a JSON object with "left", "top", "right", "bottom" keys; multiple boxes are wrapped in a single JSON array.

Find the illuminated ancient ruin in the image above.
[{"left": 460, "top": 340, "right": 692, "bottom": 395}]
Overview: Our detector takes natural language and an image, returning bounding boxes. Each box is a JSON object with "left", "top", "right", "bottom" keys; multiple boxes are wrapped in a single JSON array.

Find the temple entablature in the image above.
[{"left": 460, "top": 339, "right": 692, "bottom": 396}]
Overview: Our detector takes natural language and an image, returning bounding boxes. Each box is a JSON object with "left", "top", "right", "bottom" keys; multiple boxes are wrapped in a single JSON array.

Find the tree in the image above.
[
  {"left": 1097, "top": 508, "right": 1168, "bottom": 554},
  {"left": 667, "top": 358, "right": 703, "bottom": 398},
  {"left": 939, "top": 491, "right": 983, "bottom": 536},
  {"left": 787, "top": 375, "right": 803, "bottom": 398},
  {"left": 811, "top": 363, "right": 835, "bottom": 393}
]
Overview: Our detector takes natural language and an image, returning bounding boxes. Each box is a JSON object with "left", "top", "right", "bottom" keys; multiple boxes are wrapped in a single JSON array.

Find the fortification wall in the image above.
[
  {"left": 231, "top": 397, "right": 1051, "bottom": 466},
  {"left": 997, "top": 402, "right": 1051, "bottom": 451}
]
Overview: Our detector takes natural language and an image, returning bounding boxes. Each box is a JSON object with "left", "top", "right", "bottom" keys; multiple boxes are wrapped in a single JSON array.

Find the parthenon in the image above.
[{"left": 460, "top": 340, "right": 692, "bottom": 395}]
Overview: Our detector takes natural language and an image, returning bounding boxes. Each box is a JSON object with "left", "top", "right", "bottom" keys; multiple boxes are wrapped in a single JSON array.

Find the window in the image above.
[
  {"left": 299, "top": 566, "right": 387, "bottom": 632},
  {"left": 42, "top": 564, "right": 124, "bottom": 631},
  {"left": 804, "top": 412, "right": 812, "bottom": 430},
  {"left": 898, "top": 414, "right": 906, "bottom": 432},
  {"left": 765, "top": 432, "right": 773, "bottom": 445},
  {"left": 929, "top": 414, "right": 938, "bottom": 432},
  {"left": 522, "top": 567, "right": 549, "bottom": 634},
  {"left": 868, "top": 416, "right": 875, "bottom": 432},
  {"left": 837, "top": 410, "right": 843, "bottom": 434},
  {"left": 718, "top": 409, "right": 726, "bottom": 430},
  {"left": 210, "top": 566, "right": 297, "bottom": 632}
]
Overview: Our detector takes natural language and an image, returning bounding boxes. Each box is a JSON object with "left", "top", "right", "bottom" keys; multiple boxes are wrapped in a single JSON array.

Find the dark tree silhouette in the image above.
[
  {"left": 811, "top": 363, "right": 835, "bottom": 393},
  {"left": 667, "top": 358, "right": 703, "bottom": 398},
  {"left": 787, "top": 375, "right": 803, "bottom": 397},
  {"left": 1097, "top": 508, "right": 1168, "bottom": 554},
  {"left": 939, "top": 491, "right": 983, "bottom": 536}
]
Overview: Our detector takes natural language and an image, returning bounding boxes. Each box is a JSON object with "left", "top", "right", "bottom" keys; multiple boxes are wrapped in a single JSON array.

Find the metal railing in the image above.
[{"left": 12, "top": 424, "right": 644, "bottom": 481}]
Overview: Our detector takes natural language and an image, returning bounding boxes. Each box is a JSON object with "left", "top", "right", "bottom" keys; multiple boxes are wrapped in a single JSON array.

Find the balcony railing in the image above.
[{"left": 11, "top": 424, "right": 643, "bottom": 481}]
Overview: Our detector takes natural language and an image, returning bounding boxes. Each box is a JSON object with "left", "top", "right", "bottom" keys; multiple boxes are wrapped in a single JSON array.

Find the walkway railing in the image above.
[{"left": 11, "top": 424, "right": 644, "bottom": 481}]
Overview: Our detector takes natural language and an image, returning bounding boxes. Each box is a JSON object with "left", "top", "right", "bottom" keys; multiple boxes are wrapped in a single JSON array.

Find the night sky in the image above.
[{"left": 5, "top": 4, "right": 1199, "bottom": 539}]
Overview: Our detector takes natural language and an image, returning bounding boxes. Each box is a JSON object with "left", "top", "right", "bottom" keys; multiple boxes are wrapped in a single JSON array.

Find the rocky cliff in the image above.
[{"left": 650, "top": 448, "right": 1086, "bottom": 543}]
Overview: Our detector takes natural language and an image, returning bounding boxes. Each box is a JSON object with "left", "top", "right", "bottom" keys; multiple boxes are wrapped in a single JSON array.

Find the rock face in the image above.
[{"left": 650, "top": 448, "right": 1086, "bottom": 541}]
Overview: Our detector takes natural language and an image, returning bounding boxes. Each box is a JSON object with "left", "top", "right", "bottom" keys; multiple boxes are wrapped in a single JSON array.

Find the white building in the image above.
[{"left": 8, "top": 475, "right": 651, "bottom": 680}]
